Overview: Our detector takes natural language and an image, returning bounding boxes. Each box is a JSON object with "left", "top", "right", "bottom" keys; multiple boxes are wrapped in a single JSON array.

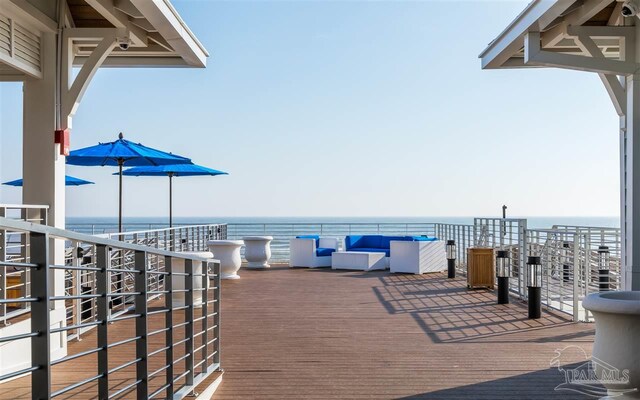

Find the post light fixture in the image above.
[
  {"left": 496, "top": 250, "right": 511, "bottom": 304},
  {"left": 527, "top": 256, "right": 542, "bottom": 319},
  {"left": 598, "top": 245, "right": 610, "bottom": 292},
  {"left": 562, "top": 242, "right": 570, "bottom": 283},
  {"left": 446, "top": 240, "right": 456, "bottom": 278}
]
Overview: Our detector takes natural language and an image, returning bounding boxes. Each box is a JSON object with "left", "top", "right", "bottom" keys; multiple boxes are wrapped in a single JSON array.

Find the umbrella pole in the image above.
[
  {"left": 118, "top": 160, "right": 123, "bottom": 235},
  {"left": 169, "top": 174, "right": 173, "bottom": 228}
]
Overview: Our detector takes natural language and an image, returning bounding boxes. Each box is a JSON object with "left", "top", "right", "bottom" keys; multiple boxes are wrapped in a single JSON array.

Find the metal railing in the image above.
[
  {"left": 62, "top": 224, "right": 226, "bottom": 340},
  {"left": 0, "top": 217, "right": 221, "bottom": 399},
  {"left": 434, "top": 223, "right": 474, "bottom": 273},
  {"left": 226, "top": 223, "right": 437, "bottom": 261},
  {"left": 67, "top": 219, "right": 623, "bottom": 322},
  {"left": 0, "top": 204, "right": 48, "bottom": 323}
]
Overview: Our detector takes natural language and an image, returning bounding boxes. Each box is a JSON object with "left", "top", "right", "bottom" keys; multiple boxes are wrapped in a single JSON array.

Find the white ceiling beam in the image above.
[
  {"left": 525, "top": 31, "right": 639, "bottom": 74},
  {"left": 148, "top": 32, "right": 173, "bottom": 52},
  {"left": 541, "top": 0, "right": 614, "bottom": 48},
  {"left": 72, "top": 56, "right": 189, "bottom": 68},
  {"left": 130, "top": 18, "right": 156, "bottom": 32},
  {"left": 114, "top": 0, "right": 144, "bottom": 18},
  {"left": 608, "top": 2, "right": 624, "bottom": 26},
  {"left": 567, "top": 25, "right": 635, "bottom": 39},
  {"left": 83, "top": 0, "right": 148, "bottom": 46}
]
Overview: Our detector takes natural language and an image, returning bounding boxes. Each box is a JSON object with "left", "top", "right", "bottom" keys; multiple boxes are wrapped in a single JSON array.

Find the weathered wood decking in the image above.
[
  {"left": 215, "top": 265, "right": 595, "bottom": 399},
  {"left": 0, "top": 265, "right": 595, "bottom": 399}
]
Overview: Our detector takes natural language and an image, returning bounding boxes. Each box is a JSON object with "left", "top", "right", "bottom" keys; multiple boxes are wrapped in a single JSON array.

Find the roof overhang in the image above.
[
  {"left": 0, "top": 0, "right": 208, "bottom": 80},
  {"left": 479, "top": 0, "right": 626, "bottom": 70}
]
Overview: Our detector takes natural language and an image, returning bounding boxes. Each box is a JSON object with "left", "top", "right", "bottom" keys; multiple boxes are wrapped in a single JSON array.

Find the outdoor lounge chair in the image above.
[{"left": 289, "top": 235, "right": 340, "bottom": 268}]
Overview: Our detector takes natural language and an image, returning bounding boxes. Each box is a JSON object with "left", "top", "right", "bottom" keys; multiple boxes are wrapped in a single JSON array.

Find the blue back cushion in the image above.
[
  {"left": 296, "top": 235, "right": 319, "bottom": 247},
  {"left": 362, "top": 235, "right": 383, "bottom": 248},
  {"left": 345, "top": 235, "right": 363, "bottom": 250}
]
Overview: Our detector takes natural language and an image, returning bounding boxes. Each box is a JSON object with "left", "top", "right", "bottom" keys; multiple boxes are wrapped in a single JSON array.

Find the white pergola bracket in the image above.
[
  {"left": 525, "top": 32, "right": 640, "bottom": 75},
  {"left": 61, "top": 29, "right": 118, "bottom": 126}
]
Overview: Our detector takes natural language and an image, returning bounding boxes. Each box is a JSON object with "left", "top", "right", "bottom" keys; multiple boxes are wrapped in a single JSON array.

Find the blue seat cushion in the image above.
[
  {"left": 316, "top": 247, "right": 335, "bottom": 257},
  {"left": 296, "top": 235, "right": 320, "bottom": 247},
  {"left": 348, "top": 248, "right": 390, "bottom": 257}
]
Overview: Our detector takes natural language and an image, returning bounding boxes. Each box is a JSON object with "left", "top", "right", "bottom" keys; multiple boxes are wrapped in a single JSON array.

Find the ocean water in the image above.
[{"left": 67, "top": 216, "right": 620, "bottom": 232}]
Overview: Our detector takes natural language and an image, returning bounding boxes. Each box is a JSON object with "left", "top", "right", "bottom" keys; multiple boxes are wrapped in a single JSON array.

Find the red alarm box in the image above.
[{"left": 54, "top": 129, "right": 70, "bottom": 156}]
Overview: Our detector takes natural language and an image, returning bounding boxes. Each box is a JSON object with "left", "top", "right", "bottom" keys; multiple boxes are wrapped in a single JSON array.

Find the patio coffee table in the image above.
[{"left": 331, "top": 251, "right": 386, "bottom": 271}]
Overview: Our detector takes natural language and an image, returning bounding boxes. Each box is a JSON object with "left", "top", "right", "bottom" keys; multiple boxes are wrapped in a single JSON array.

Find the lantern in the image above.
[
  {"left": 598, "top": 245, "right": 610, "bottom": 292},
  {"left": 496, "top": 250, "right": 510, "bottom": 304},
  {"left": 527, "top": 255, "right": 542, "bottom": 319},
  {"left": 446, "top": 240, "right": 456, "bottom": 279}
]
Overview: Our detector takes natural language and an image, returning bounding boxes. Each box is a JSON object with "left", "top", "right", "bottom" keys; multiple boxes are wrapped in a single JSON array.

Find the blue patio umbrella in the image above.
[
  {"left": 67, "top": 132, "right": 191, "bottom": 233},
  {"left": 120, "top": 163, "right": 228, "bottom": 227},
  {"left": 3, "top": 175, "right": 94, "bottom": 187}
]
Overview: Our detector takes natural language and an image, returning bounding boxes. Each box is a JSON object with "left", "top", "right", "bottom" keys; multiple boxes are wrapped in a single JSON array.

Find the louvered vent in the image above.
[
  {"left": 0, "top": 15, "right": 10, "bottom": 57},
  {"left": 13, "top": 22, "right": 40, "bottom": 71}
]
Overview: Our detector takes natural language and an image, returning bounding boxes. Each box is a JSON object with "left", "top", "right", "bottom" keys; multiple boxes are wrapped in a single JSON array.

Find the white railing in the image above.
[
  {"left": 63, "top": 224, "right": 226, "bottom": 340},
  {"left": 0, "top": 204, "right": 48, "bottom": 323},
  {"left": 0, "top": 216, "right": 221, "bottom": 399},
  {"left": 67, "top": 219, "right": 622, "bottom": 322}
]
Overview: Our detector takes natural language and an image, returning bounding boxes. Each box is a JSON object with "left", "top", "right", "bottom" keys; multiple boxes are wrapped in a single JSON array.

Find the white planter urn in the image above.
[
  {"left": 243, "top": 236, "right": 273, "bottom": 269},
  {"left": 172, "top": 251, "right": 212, "bottom": 308},
  {"left": 583, "top": 291, "right": 640, "bottom": 399},
  {"left": 207, "top": 240, "right": 244, "bottom": 280}
]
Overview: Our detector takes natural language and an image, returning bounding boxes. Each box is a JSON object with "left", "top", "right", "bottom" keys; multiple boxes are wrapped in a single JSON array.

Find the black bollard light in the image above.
[
  {"left": 598, "top": 245, "right": 610, "bottom": 292},
  {"left": 496, "top": 250, "right": 511, "bottom": 304},
  {"left": 446, "top": 240, "right": 456, "bottom": 278},
  {"left": 527, "top": 256, "right": 542, "bottom": 319},
  {"left": 562, "top": 241, "right": 571, "bottom": 283}
]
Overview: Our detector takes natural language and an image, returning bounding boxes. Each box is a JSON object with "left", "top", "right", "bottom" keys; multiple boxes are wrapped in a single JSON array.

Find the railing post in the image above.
[
  {"left": 164, "top": 255, "right": 174, "bottom": 398},
  {"left": 185, "top": 258, "right": 195, "bottom": 387},
  {"left": 30, "top": 231, "right": 51, "bottom": 400},
  {"left": 96, "top": 244, "right": 110, "bottom": 399},
  {"left": 72, "top": 242, "right": 81, "bottom": 339},
  {"left": 201, "top": 260, "right": 208, "bottom": 373},
  {"left": 134, "top": 250, "right": 148, "bottom": 398},
  {"left": 0, "top": 210, "right": 6, "bottom": 320},
  {"left": 213, "top": 260, "right": 221, "bottom": 367},
  {"left": 573, "top": 237, "right": 581, "bottom": 322}
]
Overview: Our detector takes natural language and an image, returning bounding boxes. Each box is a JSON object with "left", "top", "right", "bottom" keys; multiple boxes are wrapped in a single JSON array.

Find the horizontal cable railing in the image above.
[
  {"left": 226, "top": 223, "right": 437, "bottom": 262},
  {"left": 67, "top": 219, "right": 623, "bottom": 322},
  {"left": 0, "top": 217, "right": 221, "bottom": 399},
  {"left": 0, "top": 204, "right": 48, "bottom": 324}
]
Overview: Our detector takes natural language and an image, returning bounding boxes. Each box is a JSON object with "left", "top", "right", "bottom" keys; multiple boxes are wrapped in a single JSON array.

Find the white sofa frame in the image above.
[
  {"left": 289, "top": 237, "right": 340, "bottom": 268},
  {"left": 389, "top": 240, "right": 446, "bottom": 274}
]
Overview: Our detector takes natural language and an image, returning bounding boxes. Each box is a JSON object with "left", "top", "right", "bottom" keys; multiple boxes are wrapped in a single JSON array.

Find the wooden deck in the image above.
[{"left": 215, "top": 265, "right": 596, "bottom": 399}]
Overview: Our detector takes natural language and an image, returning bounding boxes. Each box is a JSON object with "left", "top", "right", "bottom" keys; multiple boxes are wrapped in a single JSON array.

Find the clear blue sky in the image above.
[{"left": 0, "top": 1, "right": 620, "bottom": 218}]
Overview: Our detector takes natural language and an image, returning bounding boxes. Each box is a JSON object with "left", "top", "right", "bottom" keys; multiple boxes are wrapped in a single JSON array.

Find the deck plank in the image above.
[{"left": 214, "top": 266, "right": 595, "bottom": 399}]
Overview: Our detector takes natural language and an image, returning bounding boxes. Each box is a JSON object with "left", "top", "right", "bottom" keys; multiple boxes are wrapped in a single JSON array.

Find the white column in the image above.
[
  {"left": 22, "top": 33, "right": 67, "bottom": 313},
  {"left": 622, "top": 73, "right": 640, "bottom": 291}
]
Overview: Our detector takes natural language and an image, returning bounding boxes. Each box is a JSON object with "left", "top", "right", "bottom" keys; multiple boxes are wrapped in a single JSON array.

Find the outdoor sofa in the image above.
[
  {"left": 289, "top": 235, "right": 340, "bottom": 268},
  {"left": 344, "top": 235, "right": 446, "bottom": 274}
]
